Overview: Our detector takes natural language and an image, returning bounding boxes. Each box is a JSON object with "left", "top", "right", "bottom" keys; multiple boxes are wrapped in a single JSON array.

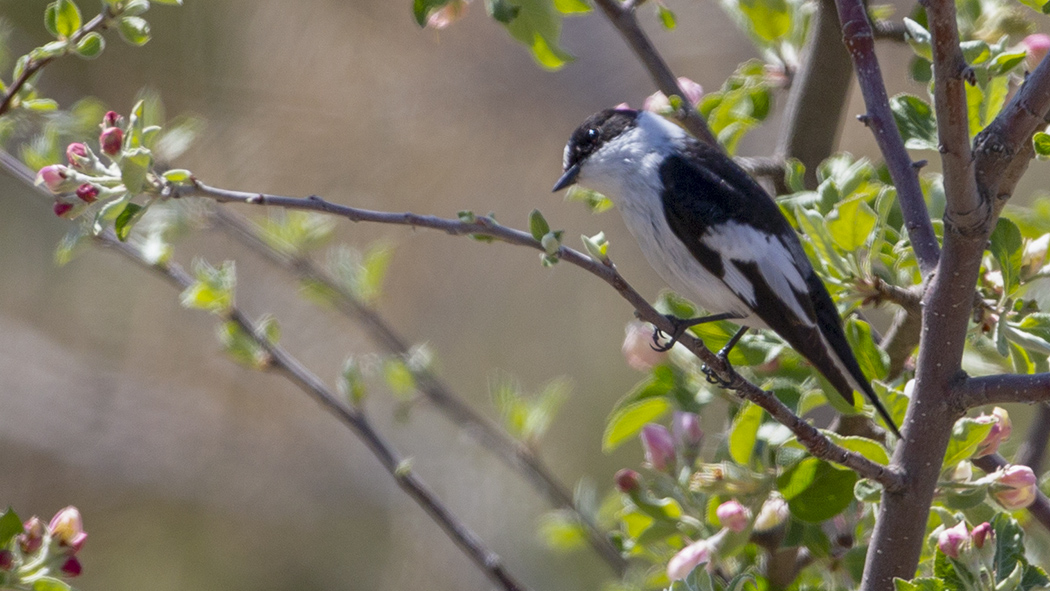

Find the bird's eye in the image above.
[{"left": 586, "top": 128, "right": 599, "bottom": 140}]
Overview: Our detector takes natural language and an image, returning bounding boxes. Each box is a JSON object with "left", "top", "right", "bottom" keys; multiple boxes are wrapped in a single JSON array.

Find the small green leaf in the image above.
[
  {"left": 339, "top": 357, "right": 367, "bottom": 405},
  {"left": 553, "top": 0, "right": 590, "bottom": 13},
  {"left": 581, "top": 232, "right": 609, "bottom": 263},
  {"left": 54, "top": 0, "right": 82, "bottom": 38},
  {"left": 1034, "top": 132, "right": 1050, "bottom": 160},
  {"left": 44, "top": 3, "right": 59, "bottom": 36},
  {"left": 738, "top": 0, "right": 791, "bottom": 43},
  {"left": 778, "top": 457, "right": 858, "bottom": 522},
  {"left": 180, "top": 259, "right": 235, "bottom": 314},
  {"left": 990, "top": 217, "right": 1024, "bottom": 294},
  {"left": 118, "top": 15, "right": 151, "bottom": 45},
  {"left": 153, "top": 0, "right": 183, "bottom": 4},
  {"left": 843, "top": 318, "right": 889, "bottom": 381},
  {"left": 657, "top": 5, "right": 677, "bottom": 29},
  {"left": 217, "top": 318, "right": 276, "bottom": 369},
  {"left": 854, "top": 478, "right": 882, "bottom": 502},
  {"left": 500, "top": 0, "right": 574, "bottom": 70},
  {"left": 121, "top": 148, "right": 153, "bottom": 194},
  {"left": 565, "top": 186, "right": 614, "bottom": 213},
  {"left": 23, "top": 98, "right": 59, "bottom": 111},
  {"left": 602, "top": 397, "right": 670, "bottom": 452},
  {"left": 903, "top": 17, "right": 932, "bottom": 60},
  {"left": 890, "top": 94, "right": 938, "bottom": 151},
  {"left": 162, "top": 168, "right": 194, "bottom": 184},
  {"left": 728, "top": 402, "right": 763, "bottom": 465},
  {"left": 894, "top": 578, "right": 946, "bottom": 591},
  {"left": 75, "top": 31, "right": 105, "bottom": 58},
  {"left": 529, "top": 209, "right": 550, "bottom": 241},
  {"left": 415, "top": 0, "right": 453, "bottom": 25},
  {"left": 785, "top": 158, "right": 806, "bottom": 192},
  {"left": 942, "top": 417, "right": 994, "bottom": 467},
  {"left": 114, "top": 203, "right": 143, "bottom": 241},
  {"left": 0, "top": 508, "right": 24, "bottom": 547},
  {"left": 539, "top": 510, "right": 587, "bottom": 550},
  {"left": 827, "top": 199, "right": 878, "bottom": 251},
  {"left": 32, "top": 578, "right": 72, "bottom": 591},
  {"left": 383, "top": 358, "right": 417, "bottom": 398}
]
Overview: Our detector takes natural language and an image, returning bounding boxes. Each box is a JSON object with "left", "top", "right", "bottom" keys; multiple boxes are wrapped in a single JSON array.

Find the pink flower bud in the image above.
[
  {"left": 672, "top": 411, "right": 703, "bottom": 450},
  {"left": 59, "top": 556, "right": 82, "bottom": 577},
  {"left": 938, "top": 521, "right": 970, "bottom": 558},
  {"left": 75, "top": 183, "right": 99, "bottom": 203},
  {"left": 99, "top": 127, "right": 123, "bottom": 156},
  {"left": 643, "top": 77, "right": 704, "bottom": 113},
  {"left": 994, "top": 465, "right": 1037, "bottom": 510},
  {"left": 53, "top": 201, "right": 74, "bottom": 217},
  {"left": 35, "top": 164, "right": 72, "bottom": 193},
  {"left": 667, "top": 538, "right": 712, "bottom": 581},
  {"left": 66, "top": 143, "right": 89, "bottom": 168},
  {"left": 971, "top": 522, "right": 993, "bottom": 549},
  {"left": 640, "top": 424, "right": 675, "bottom": 472},
  {"left": 0, "top": 549, "right": 12, "bottom": 571},
  {"left": 974, "top": 407, "right": 1011, "bottom": 458},
  {"left": 716, "top": 500, "right": 751, "bottom": 532},
  {"left": 19, "top": 517, "right": 44, "bottom": 554},
  {"left": 103, "top": 110, "right": 121, "bottom": 128},
  {"left": 622, "top": 322, "right": 666, "bottom": 370},
  {"left": 426, "top": 0, "right": 468, "bottom": 29},
  {"left": 615, "top": 468, "right": 641, "bottom": 493},
  {"left": 49, "top": 507, "right": 87, "bottom": 553},
  {"left": 1025, "top": 34, "right": 1050, "bottom": 71}
]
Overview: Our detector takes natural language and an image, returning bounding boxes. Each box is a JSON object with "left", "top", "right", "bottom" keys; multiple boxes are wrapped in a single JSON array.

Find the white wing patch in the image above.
[{"left": 700, "top": 222, "right": 814, "bottom": 326}]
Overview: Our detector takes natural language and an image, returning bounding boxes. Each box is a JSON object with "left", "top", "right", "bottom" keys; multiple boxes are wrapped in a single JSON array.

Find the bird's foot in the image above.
[
  {"left": 701, "top": 348, "right": 737, "bottom": 388},
  {"left": 650, "top": 315, "right": 692, "bottom": 352}
]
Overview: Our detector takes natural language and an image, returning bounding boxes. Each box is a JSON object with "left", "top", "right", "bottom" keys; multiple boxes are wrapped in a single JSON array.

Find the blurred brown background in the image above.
[{"left": 0, "top": 1, "right": 1038, "bottom": 590}]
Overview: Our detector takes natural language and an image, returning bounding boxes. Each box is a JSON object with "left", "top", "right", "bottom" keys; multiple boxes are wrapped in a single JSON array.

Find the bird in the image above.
[{"left": 552, "top": 108, "right": 901, "bottom": 439}]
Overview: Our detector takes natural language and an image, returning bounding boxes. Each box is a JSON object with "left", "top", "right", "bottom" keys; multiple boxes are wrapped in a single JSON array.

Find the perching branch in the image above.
[
  {"left": 926, "top": 0, "right": 981, "bottom": 229},
  {"left": 207, "top": 207, "right": 628, "bottom": 575},
  {"left": 833, "top": 0, "right": 940, "bottom": 276},
  {"left": 958, "top": 372, "right": 1050, "bottom": 408},
  {"left": 590, "top": 0, "right": 720, "bottom": 147},
  {"left": 91, "top": 233, "right": 534, "bottom": 591},
  {"left": 177, "top": 181, "right": 904, "bottom": 491},
  {"left": 0, "top": 10, "right": 113, "bottom": 117}
]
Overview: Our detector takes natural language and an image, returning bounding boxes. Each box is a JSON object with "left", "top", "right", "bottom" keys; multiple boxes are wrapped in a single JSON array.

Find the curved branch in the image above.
[
  {"left": 93, "top": 233, "right": 533, "bottom": 591},
  {"left": 208, "top": 207, "right": 628, "bottom": 574},
  {"left": 590, "top": 0, "right": 719, "bottom": 147},
  {"left": 959, "top": 372, "right": 1050, "bottom": 408},
  {"left": 181, "top": 181, "right": 904, "bottom": 491},
  {"left": 833, "top": 0, "right": 940, "bottom": 276}
]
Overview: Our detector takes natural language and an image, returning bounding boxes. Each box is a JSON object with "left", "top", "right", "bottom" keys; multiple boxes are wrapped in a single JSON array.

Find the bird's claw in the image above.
[
  {"left": 701, "top": 354, "right": 736, "bottom": 388},
  {"left": 650, "top": 328, "right": 676, "bottom": 352}
]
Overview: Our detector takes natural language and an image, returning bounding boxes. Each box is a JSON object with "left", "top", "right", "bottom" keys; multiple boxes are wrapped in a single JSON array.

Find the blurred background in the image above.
[{"left": 0, "top": 1, "right": 1041, "bottom": 590}]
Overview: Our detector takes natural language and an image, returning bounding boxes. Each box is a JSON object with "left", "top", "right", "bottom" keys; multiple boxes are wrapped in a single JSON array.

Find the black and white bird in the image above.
[{"left": 553, "top": 108, "right": 901, "bottom": 438}]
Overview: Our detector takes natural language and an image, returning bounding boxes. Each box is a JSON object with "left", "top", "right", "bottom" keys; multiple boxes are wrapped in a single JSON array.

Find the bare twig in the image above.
[
  {"left": 92, "top": 232, "right": 534, "bottom": 591},
  {"left": 208, "top": 207, "right": 628, "bottom": 574},
  {"left": 775, "top": 0, "right": 853, "bottom": 189},
  {"left": 175, "top": 181, "right": 904, "bottom": 491},
  {"left": 958, "top": 372, "right": 1050, "bottom": 408},
  {"left": 1016, "top": 404, "right": 1050, "bottom": 473},
  {"left": 0, "top": 10, "right": 113, "bottom": 117},
  {"left": 833, "top": 0, "right": 940, "bottom": 276},
  {"left": 590, "top": 0, "right": 719, "bottom": 147},
  {"left": 973, "top": 454, "right": 1050, "bottom": 534}
]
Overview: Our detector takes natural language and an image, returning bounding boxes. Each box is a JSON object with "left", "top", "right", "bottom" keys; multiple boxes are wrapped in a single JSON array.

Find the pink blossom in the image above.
[
  {"left": 102, "top": 110, "right": 121, "bottom": 128},
  {"left": 76, "top": 183, "right": 99, "bottom": 203},
  {"left": 937, "top": 521, "right": 970, "bottom": 558},
  {"left": 640, "top": 424, "right": 675, "bottom": 471},
  {"left": 667, "top": 538, "right": 712, "bottom": 580},
  {"left": 715, "top": 500, "right": 750, "bottom": 533},
  {"left": 622, "top": 322, "right": 666, "bottom": 370},
  {"left": 973, "top": 407, "right": 1011, "bottom": 458},
  {"left": 49, "top": 506, "right": 87, "bottom": 553},
  {"left": 19, "top": 517, "right": 44, "bottom": 554},
  {"left": 971, "top": 522, "right": 993, "bottom": 549},
  {"left": 994, "top": 465, "right": 1037, "bottom": 510},
  {"left": 1025, "top": 34, "right": 1050, "bottom": 71},
  {"left": 35, "top": 165, "right": 71, "bottom": 193}
]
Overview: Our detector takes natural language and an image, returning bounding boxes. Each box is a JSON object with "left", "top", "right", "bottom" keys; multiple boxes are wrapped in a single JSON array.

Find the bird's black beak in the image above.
[{"left": 552, "top": 163, "right": 581, "bottom": 192}]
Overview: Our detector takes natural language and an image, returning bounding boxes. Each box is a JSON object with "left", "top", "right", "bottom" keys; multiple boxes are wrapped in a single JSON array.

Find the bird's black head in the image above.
[{"left": 553, "top": 108, "right": 640, "bottom": 192}]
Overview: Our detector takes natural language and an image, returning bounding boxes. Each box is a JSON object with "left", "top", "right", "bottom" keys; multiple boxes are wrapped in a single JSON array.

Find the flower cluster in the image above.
[
  {"left": 0, "top": 506, "right": 87, "bottom": 590},
  {"left": 935, "top": 519, "right": 997, "bottom": 587}
]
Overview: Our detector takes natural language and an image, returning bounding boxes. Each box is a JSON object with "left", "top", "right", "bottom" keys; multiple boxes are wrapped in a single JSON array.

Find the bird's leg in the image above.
[
  {"left": 651, "top": 312, "right": 741, "bottom": 352},
  {"left": 702, "top": 326, "right": 749, "bottom": 387}
]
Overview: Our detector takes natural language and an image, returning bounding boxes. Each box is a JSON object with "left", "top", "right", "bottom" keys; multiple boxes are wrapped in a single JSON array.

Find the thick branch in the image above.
[
  {"left": 926, "top": 0, "right": 981, "bottom": 228},
  {"left": 591, "top": 0, "right": 719, "bottom": 147},
  {"left": 92, "top": 233, "right": 533, "bottom": 591},
  {"left": 209, "top": 207, "right": 628, "bottom": 574},
  {"left": 179, "top": 181, "right": 904, "bottom": 491},
  {"left": 833, "top": 0, "right": 940, "bottom": 276},
  {"left": 0, "top": 10, "right": 112, "bottom": 117},
  {"left": 973, "top": 454, "right": 1050, "bottom": 534},
  {"left": 776, "top": 0, "right": 853, "bottom": 189},
  {"left": 959, "top": 372, "right": 1050, "bottom": 407}
]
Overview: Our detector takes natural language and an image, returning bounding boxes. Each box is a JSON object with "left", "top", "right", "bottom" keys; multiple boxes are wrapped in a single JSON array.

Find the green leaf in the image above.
[
  {"left": 1034, "top": 132, "right": 1050, "bottom": 160},
  {"left": 785, "top": 158, "right": 806, "bottom": 192},
  {"left": 153, "top": 0, "right": 183, "bottom": 4},
  {"left": 777, "top": 457, "right": 858, "bottom": 522},
  {"left": 74, "top": 31, "right": 105, "bottom": 58},
  {"left": 258, "top": 211, "right": 335, "bottom": 256},
  {"left": 894, "top": 578, "right": 946, "bottom": 591},
  {"left": 565, "top": 186, "right": 613, "bottom": 213},
  {"left": 32, "top": 578, "right": 72, "bottom": 591},
  {"left": 180, "top": 259, "right": 235, "bottom": 314},
  {"left": 903, "top": 18, "right": 932, "bottom": 60},
  {"left": 339, "top": 357, "right": 367, "bottom": 405},
  {"left": 729, "top": 402, "right": 763, "bottom": 465},
  {"left": 942, "top": 417, "right": 994, "bottom": 467},
  {"left": 44, "top": 3, "right": 59, "bottom": 37},
  {"left": 114, "top": 202, "right": 144, "bottom": 241},
  {"left": 0, "top": 508, "right": 23, "bottom": 547},
  {"left": 552, "top": 0, "right": 590, "bottom": 13},
  {"left": 991, "top": 50, "right": 1027, "bottom": 76},
  {"left": 121, "top": 148, "right": 153, "bottom": 194},
  {"left": 217, "top": 318, "right": 277, "bottom": 369},
  {"left": 486, "top": 0, "right": 521, "bottom": 22},
  {"left": 415, "top": 0, "right": 453, "bottom": 25},
  {"left": 794, "top": 206, "right": 848, "bottom": 274},
  {"left": 23, "top": 99, "right": 59, "bottom": 111},
  {"left": 738, "top": 0, "right": 790, "bottom": 43},
  {"left": 1016, "top": 0, "right": 1050, "bottom": 15},
  {"left": 529, "top": 209, "right": 550, "bottom": 241},
  {"left": 581, "top": 232, "right": 609, "bottom": 263},
  {"left": 500, "top": 0, "right": 574, "bottom": 70},
  {"left": 538, "top": 510, "right": 587, "bottom": 550},
  {"left": 991, "top": 514, "right": 1027, "bottom": 585},
  {"left": 118, "top": 15, "right": 151, "bottom": 45},
  {"left": 990, "top": 217, "right": 1024, "bottom": 294},
  {"left": 602, "top": 397, "right": 670, "bottom": 452},
  {"left": 54, "top": 0, "right": 82, "bottom": 38},
  {"left": 890, "top": 94, "right": 938, "bottom": 151},
  {"left": 843, "top": 318, "right": 889, "bottom": 381},
  {"left": 162, "top": 169, "right": 194, "bottom": 184},
  {"left": 383, "top": 358, "right": 417, "bottom": 398},
  {"left": 657, "top": 5, "right": 677, "bottom": 29},
  {"left": 827, "top": 199, "right": 878, "bottom": 251}
]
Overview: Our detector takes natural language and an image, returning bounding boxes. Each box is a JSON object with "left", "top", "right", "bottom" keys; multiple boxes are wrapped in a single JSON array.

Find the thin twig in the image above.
[
  {"left": 590, "top": 0, "right": 719, "bottom": 147},
  {"left": 92, "top": 232, "right": 534, "bottom": 591},
  {"left": 0, "top": 10, "right": 112, "bottom": 117},
  {"left": 179, "top": 181, "right": 904, "bottom": 491},
  {"left": 973, "top": 454, "right": 1050, "bottom": 534},
  {"left": 208, "top": 207, "right": 628, "bottom": 574},
  {"left": 833, "top": 0, "right": 940, "bottom": 276}
]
